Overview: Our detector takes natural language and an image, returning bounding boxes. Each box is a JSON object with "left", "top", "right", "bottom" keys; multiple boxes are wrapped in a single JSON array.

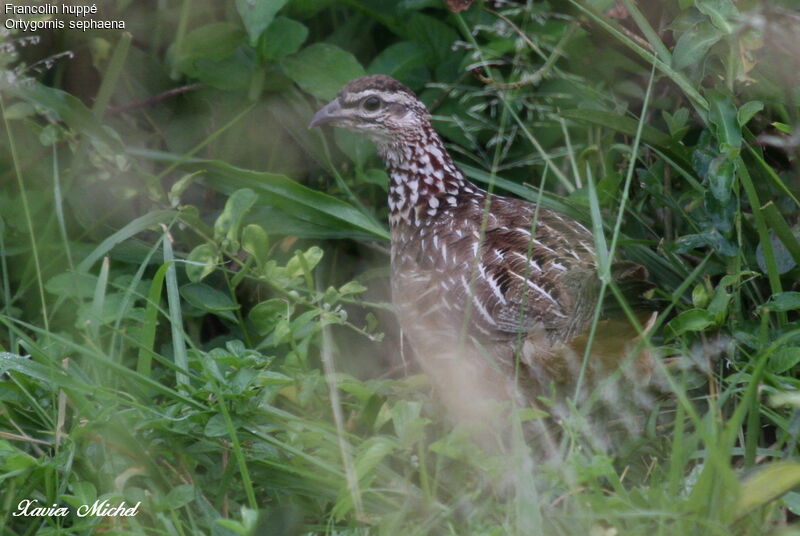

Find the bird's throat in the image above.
[{"left": 379, "top": 122, "right": 475, "bottom": 228}]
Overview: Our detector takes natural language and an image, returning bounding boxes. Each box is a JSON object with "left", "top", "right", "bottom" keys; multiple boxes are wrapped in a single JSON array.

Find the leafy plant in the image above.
[{"left": 2, "top": 0, "right": 800, "bottom": 534}]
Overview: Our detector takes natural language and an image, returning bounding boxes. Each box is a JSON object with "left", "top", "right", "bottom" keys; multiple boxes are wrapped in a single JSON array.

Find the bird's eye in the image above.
[{"left": 362, "top": 96, "right": 381, "bottom": 112}]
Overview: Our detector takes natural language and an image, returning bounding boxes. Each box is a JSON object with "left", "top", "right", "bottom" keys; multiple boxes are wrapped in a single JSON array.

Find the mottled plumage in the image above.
[{"left": 310, "top": 75, "right": 655, "bottom": 416}]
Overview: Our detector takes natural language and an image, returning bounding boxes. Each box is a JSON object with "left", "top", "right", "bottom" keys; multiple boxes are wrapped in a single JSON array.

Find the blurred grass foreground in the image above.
[{"left": 2, "top": 0, "right": 800, "bottom": 535}]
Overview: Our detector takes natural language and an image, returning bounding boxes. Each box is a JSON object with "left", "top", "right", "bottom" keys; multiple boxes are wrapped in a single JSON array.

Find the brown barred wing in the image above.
[{"left": 479, "top": 206, "right": 599, "bottom": 338}]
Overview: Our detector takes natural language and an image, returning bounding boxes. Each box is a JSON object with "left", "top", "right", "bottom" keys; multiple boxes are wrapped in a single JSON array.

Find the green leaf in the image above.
[
  {"left": 174, "top": 24, "right": 253, "bottom": 89},
  {"left": 761, "top": 203, "right": 800, "bottom": 271},
  {"left": 768, "top": 347, "right": 800, "bottom": 374},
  {"left": 260, "top": 16, "right": 308, "bottom": 61},
  {"left": 368, "top": 40, "right": 429, "bottom": 84},
  {"left": 707, "top": 90, "right": 742, "bottom": 153},
  {"left": 180, "top": 283, "right": 239, "bottom": 314},
  {"left": 662, "top": 108, "right": 690, "bottom": 139},
  {"left": 391, "top": 400, "right": 425, "bottom": 446},
  {"left": 333, "top": 129, "right": 373, "bottom": 168},
  {"left": 204, "top": 413, "right": 229, "bottom": 437},
  {"left": 696, "top": 0, "right": 739, "bottom": 34},
  {"left": 9, "top": 82, "right": 119, "bottom": 147},
  {"left": 706, "top": 155, "right": 735, "bottom": 204},
  {"left": 214, "top": 188, "right": 258, "bottom": 250},
  {"left": 281, "top": 43, "right": 365, "bottom": 101},
  {"left": 45, "top": 272, "right": 99, "bottom": 299},
  {"left": 77, "top": 210, "right": 178, "bottom": 273},
  {"left": 764, "top": 292, "right": 800, "bottom": 313},
  {"left": 198, "top": 53, "right": 256, "bottom": 91},
  {"left": 560, "top": 109, "right": 672, "bottom": 147},
  {"left": 185, "top": 244, "right": 218, "bottom": 282},
  {"left": 339, "top": 280, "right": 367, "bottom": 296},
  {"left": 249, "top": 299, "right": 291, "bottom": 335},
  {"left": 772, "top": 122, "right": 792, "bottom": 135},
  {"left": 164, "top": 484, "right": 195, "bottom": 510},
  {"left": 168, "top": 171, "right": 204, "bottom": 207},
  {"left": 0, "top": 353, "right": 82, "bottom": 390},
  {"left": 756, "top": 232, "right": 799, "bottom": 275},
  {"left": 400, "top": 13, "right": 459, "bottom": 64},
  {"left": 355, "top": 436, "right": 397, "bottom": 481},
  {"left": 200, "top": 160, "right": 388, "bottom": 240},
  {"left": 177, "top": 23, "right": 245, "bottom": 63},
  {"left": 737, "top": 100, "right": 763, "bottom": 126},
  {"left": 241, "top": 224, "right": 270, "bottom": 268},
  {"left": 672, "top": 21, "right": 723, "bottom": 70},
  {"left": 665, "top": 309, "right": 716, "bottom": 338},
  {"left": 236, "top": 0, "right": 289, "bottom": 45},
  {"left": 736, "top": 462, "right": 800, "bottom": 518},
  {"left": 284, "top": 246, "right": 323, "bottom": 279}
]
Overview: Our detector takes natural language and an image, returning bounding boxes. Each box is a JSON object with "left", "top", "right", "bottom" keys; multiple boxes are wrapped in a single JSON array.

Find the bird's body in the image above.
[{"left": 311, "top": 75, "right": 656, "bottom": 433}]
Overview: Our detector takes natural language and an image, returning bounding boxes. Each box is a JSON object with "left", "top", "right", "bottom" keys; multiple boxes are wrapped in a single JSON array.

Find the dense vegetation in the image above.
[{"left": 2, "top": 0, "right": 800, "bottom": 534}]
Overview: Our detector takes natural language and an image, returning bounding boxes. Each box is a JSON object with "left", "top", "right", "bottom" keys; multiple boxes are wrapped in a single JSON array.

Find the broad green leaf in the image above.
[
  {"left": 2, "top": 101, "right": 35, "bottom": 120},
  {"left": 560, "top": 109, "right": 672, "bottom": 147},
  {"left": 392, "top": 401, "right": 427, "bottom": 446},
  {"left": 707, "top": 90, "right": 742, "bottom": 153},
  {"left": 282, "top": 43, "right": 365, "bottom": 101},
  {"left": 696, "top": 0, "right": 739, "bottom": 34},
  {"left": 662, "top": 108, "right": 690, "bottom": 138},
  {"left": 665, "top": 309, "right": 715, "bottom": 338},
  {"left": 164, "top": 484, "right": 195, "bottom": 510},
  {"left": 768, "top": 346, "right": 800, "bottom": 374},
  {"left": 737, "top": 100, "right": 763, "bottom": 126},
  {"left": 782, "top": 491, "right": 800, "bottom": 516},
  {"left": 173, "top": 24, "right": 252, "bottom": 89},
  {"left": 236, "top": 0, "right": 289, "bottom": 45},
  {"left": 199, "top": 160, "right": 388, "bottom": 241},
  {"left": 185, "top": 244, "right": 218, "bottom": 282},
  {"left": 736, "top": 462, "right": 800, "bottom": 518},
  {"left": 761, "top": 203, "right": 800, "bottom": 270},
  {"left": 773, "top": 122, "right": 792, "bottom": 134},
  {"left": 339, "top": 281, "right": 367, "bottom": 296},
  {"left": 204, "top": 413, "right": 229, "bottom": 437},
  {"left": 764, "top": 292, "right": 800, "bottom": 313},
  {"left": 368, "top": 40, "right": 429, "bottom": 85},
  {"left": 692, "top": 283, "right": 710, "bottom": 308},
  {"left": 706, "top": 155, "right": 735, "bottom": 204},
  {"left": 0, "top": 353, "right": 84, "bottom": 391},
  {"left": 400, "top": 13, "right": 459, "bottom": 64},
  {"left": 260, "top": 16, "right": 308, "bottom": 61},
  {"left": 214, "top": 188, "right": 258, "bottom": 250},
  {"left": 194, "top": 52, "right": 256, "bottom": 91},
  {"left": 180, "top": 283, "right": 239, "bottom": 314},
  {"left": 672, "top": 21, "right": 723, "bottom": 70},
  {"left": 284, "top": 246, "right": 323, "bottom": 278},
  {"left": 756, "top": 232, "right": 798, "bottom": 275},
  {"left": 168, "top": 171, "right": 204, "bottom": 207},
  {"left": 9, "top": 82, "right": 119, "bottom": 147},
  {"left": 334, "top": 129, "right": 373, "bottom": 168},
  {"left": 249, "top": 299, "right": 291, "bottom": 335},
  {"left": 332, "top": 437, "right": 397, "bottom": 519},
  {"left": 241, "top": 224, "right": 270, "bottom": 268},
  {"left": 177, "top": 23, "right": 245, "bottom": 63},
  {"left": 46, "top": 272, "right": 98, "bottom": 299}
]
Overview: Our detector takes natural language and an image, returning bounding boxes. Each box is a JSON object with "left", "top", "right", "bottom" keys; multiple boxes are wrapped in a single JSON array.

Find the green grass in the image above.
[{"left": 2, "top": 0, "right": 800, "bottom": 534}]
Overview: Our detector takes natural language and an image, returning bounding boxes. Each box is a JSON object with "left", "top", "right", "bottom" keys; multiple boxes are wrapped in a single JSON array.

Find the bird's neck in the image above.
[{"left": 377, "top": 121, "right": 478, "bottom": 228}]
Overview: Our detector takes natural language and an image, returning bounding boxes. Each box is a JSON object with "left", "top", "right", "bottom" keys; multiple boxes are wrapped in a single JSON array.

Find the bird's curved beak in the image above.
[{"left": 308, "top": 98, "right": 343, "bottom": 128}]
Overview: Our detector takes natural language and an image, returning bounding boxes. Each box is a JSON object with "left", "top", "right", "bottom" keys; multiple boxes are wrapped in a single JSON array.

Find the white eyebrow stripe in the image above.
[{"left": 345, "top": 90, "right": 412, "bottom": 105}]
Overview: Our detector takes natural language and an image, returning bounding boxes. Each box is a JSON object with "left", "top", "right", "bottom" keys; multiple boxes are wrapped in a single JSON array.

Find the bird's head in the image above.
[{"left": 308, "top": 75, "right": 428, "bottom": 144}]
